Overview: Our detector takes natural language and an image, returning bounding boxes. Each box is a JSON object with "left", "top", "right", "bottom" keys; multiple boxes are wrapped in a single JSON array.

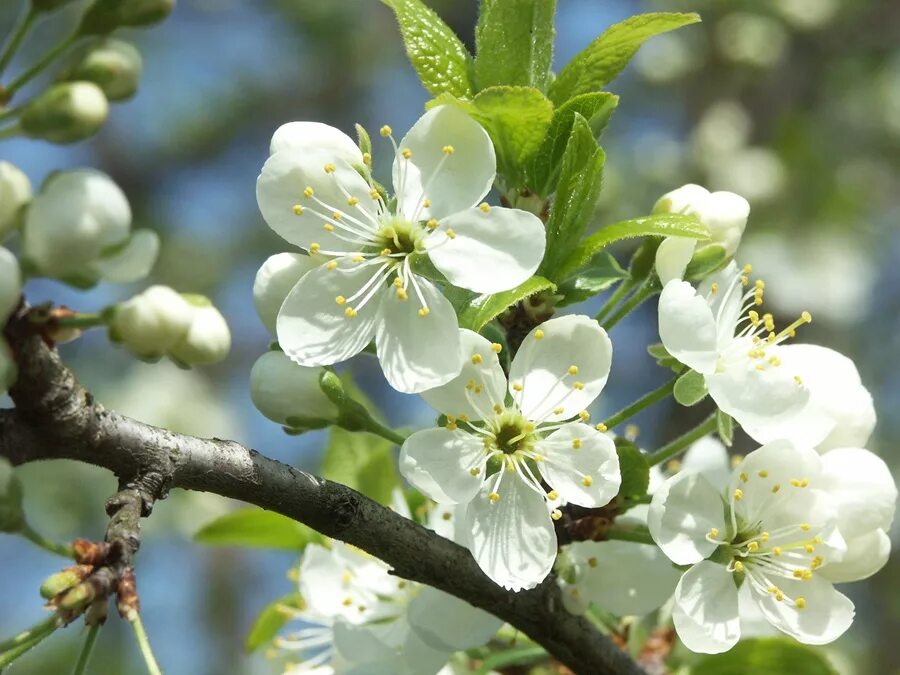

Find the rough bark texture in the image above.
[{"left": 1, "top": 309, "right": 645, "bottom": 675}]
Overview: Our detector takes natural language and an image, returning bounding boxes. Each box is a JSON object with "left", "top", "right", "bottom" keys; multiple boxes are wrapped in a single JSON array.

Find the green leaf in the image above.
[
  {"left": 474, "top": 0, "right": 557, "bottom": 92},
  {"left": 528, "top": 92, "right": 618, "bottom": 197},
  {"left": 245, "top": 593, "right": 303, "bottom": 653},
  {"left": 673, "top": 369, "right": 708, "bottom": 406},
  {"left": 194, "top": 508, "right": 322, "bottom": 550},
  {"left": 558, "top": 213, "right": 707, "bottom": 280},
  {"left": 692, "top": 638, "right": 838, "bottom": 675},
  {"left": 549, "top": 12, "right": 701, "bottom": 105},
  {"left": 457, "top": 275, "right": 556, "bottom": 332},
  {"left": 614, "top": 439, "right": 650, "bottom": 498},
  {"left": 647, "top": 342, "right": 683, "bottom": 372},
  {"left": 540, "top": 114, "right": 605, "bottom": 278},
  {"left": 717, "top": 410, "right": 734, "bottom": 447},
  {"left": 321, "top": 426, "right": 399, "bottom": 505},
  {"left": 556, "top": 250, "right": 626, "bottom": 307},
  {"left": 381, "top": 0, "right": 473, "bottom": 98}
]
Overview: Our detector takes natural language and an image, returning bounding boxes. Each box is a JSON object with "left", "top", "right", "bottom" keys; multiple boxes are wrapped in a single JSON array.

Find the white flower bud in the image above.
[
  {"left": 249, "top": 351, "right": 335, "bottom": 425},
  {"left": 20, "top": 82, "right": 109, "bottom": 144},
  {"left": 252, "top": 253, "right": 317, "bottom": 335},
  {"left": 168, "top": 296, "right": 230, "bottom": 366},
  {"left": 0, "top": 247, "right": 21, "bottom": 322},
  {"left": 110, "top": 285, "right": 193, "bottom": 359},
  {"left": 0, "top": 162, "right": 32, "bottom": 241},
  {"left": 60, "top": 40, "right": 143, "bottom": 101},
  {"left": 80, "top": 0, "right": 175, "bottom": 35}
]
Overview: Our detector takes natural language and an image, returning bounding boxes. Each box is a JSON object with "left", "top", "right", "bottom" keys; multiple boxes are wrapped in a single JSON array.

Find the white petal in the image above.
[
  {"left": 253, "top": 252, "right": 319, "bottom": 335},
  {"left": 249, "top": 351, "right": 335, "bottom": 424},
  {"left": 819, "top": 529, "right": 891, "bottom": 583},
  {"left": 573, "top": 540, "right": 680, "bottom": 616},
  {"left": 697, "top": 261, "right": 743, "bottom": 350},
  {"left": 690, "top": 191, "right": 749, "bottom": 255},
  {"left": 91, "top": 229, "right": 159, "bottom": 283},
  {"left": 299, "top": 544, "right": 383, "bottom": 624},
  {"left": 510, "top": 315, "right": 612, "bottom": 422},
  {"left": 672, "top": 560, "right": 741, "bottom": 654},
  {"left": 425, "top": 503, "right": 466, "bottom": 543},
  {"left": 425, "top": 206, "right": 545, "bottom": 293},
  {"left": 536, "top": 424, "right": 620, "bottom": 508},
  {"left": 752, "top": 575, "right": 854, "bottom": 646},
  {"left": 420, "top": 329, "right": 507, "bottom": 421},
  {"left": 657, "top": 279, "right": 719, "bottom": 374},
  {"left": 269, "top": 121, "right": 363, "bottom": 164},
  {"left": 394, "top": 105, "right": 495, "bottom": 220},
  {"left": 277, "top": 261, "right": 380, "bottom": 367},
  {"left": 737, "top": 583, "right": 778, "bottom": 639},
  {"left": 648, "top": 472, "right": 726, "bottom": 565},
  {"left": 819, "top": 447, "right": 896, "bottom": 535},
  {"left": 375, "top": 274, "right": 462, "bottom": 393},
  {"left": 0, "top": 246, "right": 22, "bottom": 321},
  {"left": 332, "top": 619, "right": 397, "bottom": 667},
  {"left": 680, "top": 436, "right": 731, "bottom": 491},
  {"left": 406, "top": 586, "right": 502, "bottom": 651},
  {"left": 400, "top": 428, "right": 486, "bottom": 504},
  {"left": 465, "top": 478, "right": 556, "bottom": 591},
  {"left": 169, "top": 304, "right": 231, "bottom": 365},
  {"left": 655, "top": 236, "right": 696, "bottom": 285},
  {"left": 257, "top": 148, "right": 378, "bottom": 252},
  {"left": 654, "top": 184, "right": 710, "bottom": 215}
]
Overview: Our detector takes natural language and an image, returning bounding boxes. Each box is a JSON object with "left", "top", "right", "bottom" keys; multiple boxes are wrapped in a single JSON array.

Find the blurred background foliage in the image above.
[{"left": 1, "top": 0, "right": 897, "bottom": 673}]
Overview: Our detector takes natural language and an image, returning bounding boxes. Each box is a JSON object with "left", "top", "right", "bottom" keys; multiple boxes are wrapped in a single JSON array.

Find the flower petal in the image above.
[
  {"left": 375, "top": 274, "right": 462, "bottom": 393},
  {"left": 657, "top": 279, "right": 719, "bottom": 374},
  {"left": 691, "top": 191, "right": 749, "bottom": 255},
  {"left": 573, "top": 540, "right": 681, "bottom": 616},
  {"left": 253, "top": 252, "right": 319, "bottom": 335},
  {"left": 819, "top": 529, "right": 891, "bottom": 583},
  {"left": 406, "top": 586, "right": 502, "bottom": 651},
  {"left": 400, "top": 428, "right": 486, "bottom": 504},
  {"left": 299, "top": 543, "right": 384, "bottom": 624},
  {"left": 536, "top": 423, "right": 620, "bottom": 508},
  {"left": 680, "top": 436, "right": 731, "bottom": 491},
  {"left": 819, "top": 447, "right": 896, "bottom": 535},
  {"left": 465, "top": 478, "right": 556, "bottom": 591},
  {"left": 655, "top": 236, "right": 696, "bottom": 285},
  {"left": 654, "top": 183, "right": 710, "bottom": 215},
  {"left": 394, "top": 105, "right": 495, "bottom": 220},
  {"left": 648, "top": 472, "right": 726, "bottom": 565},
  {"left": 697, "top": 261, "right": 743, "bottom": 350},
  {"left": 425, "top": 206, "right": 545, "bottom": 293},
  {"left": 269, "top": 121, "right": 363, "bottom": 164},
  {"left": 277, "top": 261, "right": 380, "bottom": 367},
  {"left": 752, "top": 575, "right": 854, "bottom": 646},
  {"left": 510, "top": 315, "right": 612, "bottom": 422},
  {"left": 420, "top": 329, "right": 507, "bottom": 421},
  {"left": 257, "top": 148, "right": 378, "bottom": 252},
  {"left": 672, "top": 560, "right": 741, "bottom": 654},
  {"left": 91, "top": 229, "right": 159, "bottom": 283}
]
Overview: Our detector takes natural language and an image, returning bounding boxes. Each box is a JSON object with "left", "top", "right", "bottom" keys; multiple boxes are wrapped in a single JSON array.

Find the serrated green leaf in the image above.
[
  {"left": 540, "top": 114, "right": 605, "bottom": 278},
  {"left": 528, "top": 92, "right": 618, "bottom": 197},
  {"left": 558, "top": 213, "right": 707, "bottom": 280},
  {"left": 245, "top": 592, "right": 303, "bottom": 653},
  {"left": 673, "top": 369, "right": 708, "bottom": 406},
  {"left": 474, "top": 0, "right": 556, "bottom": 92},
  {"left": 717, "top": 410, "right": 734, "bottom": 447},
  {"left": 194, "top": 508, "right": 321, "bottom": 550},
  {"left": 556, "top": 250, "right": 626, "bottom": 307},
  {"left": 382, "top": 0, "right": 473, "bottom": 98},
  {"left": 457, "top": 275, "right": 556, "bottom": 332},
  {"left": 321, "top": 426, "right": 399, "bottom": 505},
  {"left": 692, "top": 638, "right": 838, "bottom": 675},
  {"left": 614, "top": 439, "right": 650, "bottom": 498},
  {"left": 549, "top": 12, "right": 700, "bottom": 105}
]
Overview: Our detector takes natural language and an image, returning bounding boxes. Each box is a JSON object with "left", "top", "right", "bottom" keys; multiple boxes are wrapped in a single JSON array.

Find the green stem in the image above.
[
  {"left": 0, "top": 613, "right": 63, "bottom": 658},
  {"left": 71, "top": 623, "right": 101, "bottom": 675},
  {"left": 475, "top": 645, "right": 547, "bottom": 675},
  {"left": 4, "top": 33, "right": 78, "bottom": 98},
  {"left": 364, "top": 418, "right": 408, "bottom": 446},
  {"left": 602, "top": 280, "right": 660, "bottom": 331},
  {"left": 20, "top": 522, "right": 75, "bottom": 558},
  {"left": 601, "top": 372, "right": 682, "bottom": 430},
  {"left": 605, "top": 526, "right": 655, "bottom": 546},
  {"left": 0, "top": 7, "right": 36, "bottom": 77},
  {"left": 594, "top": 278, "right": 634, "bottom": 323},
  {"left": 648, "top": 412, "right": 718, "bottom": 467},
  {"left": 129, "top": 613, "right": 162, "bottom": 675},
  {"left": 55, "top": 313, "right": 106, "bottom": 330}
]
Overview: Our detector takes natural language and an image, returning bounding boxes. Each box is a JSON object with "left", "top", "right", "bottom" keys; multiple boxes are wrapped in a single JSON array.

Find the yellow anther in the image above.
[
  {"left": 733, "top": 561, "right": 745, "bottom": 573},
  {"left": 731, "top": 455, "right": 743, "bottom": 468},
  {"left": 524, "top": 423, "right": 535, "bottom": 433},
  {"left": 768, "top": 586, "right": 779, "bottom": 594},
  {"left": 380, "top": 125, "right": 392, "bottom": 137},
  {"left": 773, "top": 547, "right": 782, "bottom": 556},
  {"left": 568, "top": 365, "right": 579, "bottom": 376},
  {"left": 747, "top": 541, "right": 759, "bottom": 552},
  {"left": 470, "top": 467, "right": 481, "bottom": 476},
  {"left": 352, "top": 255, "right": 364, "bottom": 263},
  {"left": 813, "top": 535, "right": 823, "bottom": 544},
  {"left": 512, "top": 383, "right": 523, "bottom": 392},
  {"left": 344, "top": 307, "right": 358, "bottom": 318},
  {"left": 426, "top": 218, "right": 439, "bottom": 230},
  {"left": 325, "top": 260, "right": 338, "bottom": 270},
  {"left": 804, "top": 544, "right": 815, "bottom": 553},
  {"left": 335, "top": 295, "right": 346, "bottom": 305},
  {"left": 595, "top": 423, "right": 607, "bottom": 432},
  {"left": 396, "top": 289, "right": 408, "bottom": 301},
  {"left": 532, "top": 454, "right": 545, "bottom": 462},
  {"left": 755, "top": 279, "right": 765, "bottom": 289},
  {"left": 401, "top": 148, "right": 412, "bottom": 159},
  {"left": 760, "top": 531, "right": 770, "bottom": 542},
  {"left": 458, "top": 415, "right": 469, "bottom": 422},
  {"left": 552, "top": 406, "right": 565, "bottom": 415},
  {"left": 418, "top": 307, "right": 430, "bottom": 317},
  {"left": 292, "top": 204, "right": 304, "bottom": 215},
  {"left": 445, "top": 228, "right": 456, "bottom": 239},
  {"left": 446, "top": 422, "right": 457, "bottom": 431},
  {"left": 471, "top": 353, "right": 483, "bottom": 365},
  {"left": 309, "top": 243, "right": 321, "bottom": 254},
  {"left": 324, "top": 163, "right": 336, "bottom": 174},
  {"left": 733, "top": 488, "right": 744, "bottom": 501},
  {"left": 362, "top": 152, "right": 371, "bottom": 166},
  {"left": 573, "top": 382, "right": 585, "bottom": 391},
  {"left": 581, "top": 475, "right": 593, "bottom": 487},
  {"left": 491, "top": 342, "right": 502, "bottom": 353},
  {"left": 357, "top": 605, "right": 366, "bottom": 613},
  {"left": 749, "top": 310, "right": 760, "bottom": 325},
  {"left": 739, "top": 472, "right": 749, "bottom": 483},
  {"left": 710, "top": 282, "right": 719, "bottom": 294},
  {"left": 801, "top": 310, "right": 812, "bottom": 323},
  {"left": 794, "top": 375, "right": 803, "bottom": 386},
  {"left": 578, "top": 411, "right": 590, "bottom": 422},
  {"left": 479, "top": 202, "right": 491, "bottom": 213},
  {"left": 667, "top": 459, "right": 682, "bottom": 473},
  {"left": 534, "top": 329, "right": 545, "bottom": 340},
  {"left": 588, "top": 557, "right": 598, "bottom": 568},
  {"left": 423, "top": 198, "right": 431, "bottom": 208},
  {"left": 795, "top": 597, "right": 806, "bottom": 609},
  {"left": 758, "top": 470, "right": 769, "bottom": 478},
  {"left": 811, "top": 556, "right": 823, "bottom": 569},
  {"left": 347, "top": 196, "right": 359, "bottom": 206},
  {"left": 775, "top": 591, "right": 784, "bottom": 602},
  {"left": 743, "top": 264, "right": 753, "bottom": 274},
  {"left": 380, "top": 248, "right": 392, "bottom": 256},
  {"left": 768, "top": 356, "right": 781, "bottom": 366},
  {"left": 708, "top": 528, "right": 719, "bottom": 538},
  {"left": 547, "top": 490, "right": 559, "bottom": 501},
  {"left": 323, "top": 223, "right": 335, "bottom": 232},
  {"left": 572, "top": 438, "right": 582, "bottom": 450},
  {"left": 442, "top": 145, "right": 455, "bottom": 155},
  {"left": 551, "top": 509, "right": 562, "bottom": 521},
  {"left": 303, "top": 186, "right": 314, "bottom": 198},
  {"left": 772, "top": 484, "right": 781, "bottom": 493},
  {"left": 488, "top": 492, "right": 500, "bottom": 503},
  {"left": 799, "top": 522, "right": 811, "bottom": 531},
  {"left": 342, "top": 597, "right": 353, "bottom": 606},
  {"left": 493, "top": 403, "right": 503, "bottom": 414},
  {"left": 370, "top": 189, "right": 380, "bottom": 200}
]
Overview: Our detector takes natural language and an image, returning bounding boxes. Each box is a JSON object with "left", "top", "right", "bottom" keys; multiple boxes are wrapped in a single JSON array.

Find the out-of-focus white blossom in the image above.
[{"left": 0, "top": 162, "right": 32, "bottom": 241}]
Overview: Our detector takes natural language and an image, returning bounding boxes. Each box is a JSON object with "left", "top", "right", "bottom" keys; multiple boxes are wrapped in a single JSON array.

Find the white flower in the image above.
[
  {"left": 110, "top": 285, "right": 194, "bottom": 359},
  {"left": 658, "top": 261, "right": 815, "bottom": 442},
  {"left": 256, "top": 105, "right": 546, "bottom": 393},
  {"left": 168, "top": 298, "right": 231, "bottom": 366},
  {"left": 249, "top": 350, "right": 335, "bottom": 425},
  {"left": 253, "top": 252, "right": 319, "bottom": 335},
  {"left": 22, "top": 169, "right": 158, "bottom": 284},
  {"left": 653, "top": 184, "right": 749, "bottom": 284},
  {"left": 0, "top": 162, "right": 32, "bottom": 241},
  {"left": 400, "top": 315, "right": 621, "bottom": 591},
  {"left": 649, "top": 440, "right": 857, "bottom": 653}
]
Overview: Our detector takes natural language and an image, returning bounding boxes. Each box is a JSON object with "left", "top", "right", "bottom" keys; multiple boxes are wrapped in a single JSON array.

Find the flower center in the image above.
[
  {"left": 374, "top": 217, "right": 421, "bottom": 257},
  {"left": 493, "top": 420, "right": 534, "bottom": 455}
]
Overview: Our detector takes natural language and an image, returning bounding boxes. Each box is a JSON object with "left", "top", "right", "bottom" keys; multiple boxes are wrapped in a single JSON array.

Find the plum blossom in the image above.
[
  {"left": 400, "top": 315, "right": 621, "bottom": 591},
  {"left": 256, "top": 105, "right": 546, "bottom": 393}
]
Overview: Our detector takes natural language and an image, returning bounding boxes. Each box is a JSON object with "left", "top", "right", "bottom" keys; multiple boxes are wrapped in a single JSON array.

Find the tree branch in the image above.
[{"left": 1, "top": 309, "right": 645, "bottom": 675}]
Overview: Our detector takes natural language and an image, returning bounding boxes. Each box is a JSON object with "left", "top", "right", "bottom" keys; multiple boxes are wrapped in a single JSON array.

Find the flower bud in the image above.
[
  {"left": 250, "top": 351, "right": 336, "bottom": 426},
  {"left": 40, "top": 566, "right": 92, "bottom": 600},
  {"left": 253, "top": 253, "right": 317, "bottom": 335},
  {"left": 109, "top": 285, "right": 193, "bottom": 359},
  {"left": 20, "top": 82, "right": 109, "bottom": 144},
  {"left": 0, "top": 162, "right": 32, "bottom": 240},
  {"left": 317, "top": 369, "right": 346, "bottom": 408},
  {"left": 0, "top": 458, "right": 24, "bottom": 533},
  {"left": 80, "top": 0, "right": 175, "bottom": 35},
  {"left": 0, "top": 246, "right": 22, "bottom": 322},
  {"left": 58, "top": 581, "right": 96, "bottom": 612},
  {"left": 167, "top": 296, "right": 230, "bottom": 366},
  {"left": 60, "top": 39, "right": 143, "bottom": 101}
]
